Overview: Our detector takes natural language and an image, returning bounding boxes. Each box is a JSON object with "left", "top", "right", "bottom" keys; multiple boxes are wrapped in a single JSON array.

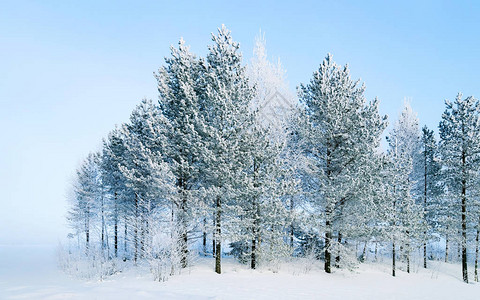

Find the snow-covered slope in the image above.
[{"left": 1, "top": 245, "right": 479, "bottom": 299}]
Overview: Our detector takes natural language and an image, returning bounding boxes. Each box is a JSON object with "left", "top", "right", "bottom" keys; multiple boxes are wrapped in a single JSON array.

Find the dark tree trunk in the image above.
[
  {"left": 423, "top": 241, "right": 427, "bottom": 268},
  {"left": 325, "top": 213, "right": 332, "bottom": 273},
  {"left": 392, "top": 185, "right": 396, "bottom": 277},
  {"left": 251, "top": 159, "right": 259, "bottom": 270},
  {"left": 114, "top": 192, "right": 118, "bottom": 257},
  {"left": 203, "top": 218, "right": 207, "bottom": 256},
  {"left": 324, "top": 147, "right": 332, "bottom": 274},
  {"left": 180, "top": 196, "right": 188, "bottom": 268},
  {"left": 215, "top": 195, "right": 221, "bottom": 274},
  {"left": 177, "top": 177, "right": 189, "bottom": 269},
  {"left": 290, "top": 197, "right": 294, "bottom": 249},
  {"left": 445, "top": 230, "right": 449, "bottom": 263},
  {"left": 475, "top": 220, "right": 479, "bottom": 282},
  {"left": 461, "top": 149, "right": 468, "bottom": 283},
  {"left": 251, "top": 237, "right": 256, "bottom": 269},
  {"left": 360, "top": 241, "right": 367, "bottom": 262},
  {"left": 406, "top": 251, "right": 410, "bottom": 273},
  {"left": 101, "top": 193, "right": 105, "bottom": 250},
  {"left": 335, "top": 232, "right": 342, "bottom": 267},
  {"left": 85, "top": 216, "right": 90, "bottom": 256},
  {"left": 392, "top": 241, "right": 396, "bottom": 277},
  {"left": 424, "top": 146, "right": 428, "bottom": 268},
  {"left": 406, "top": 230, "right": 410, "bottom": 274},
  {"left": 124, "top": 216, "right": 128, "bottom": 255},
  {"left": 212, "top": 215, "right": 216, "bottom": 257},
  {"left": 181, "top": 226, "right": 188, "bottom": 268},
  {"left": 134, "top": 193, "right": 138, "bottom": 263}
]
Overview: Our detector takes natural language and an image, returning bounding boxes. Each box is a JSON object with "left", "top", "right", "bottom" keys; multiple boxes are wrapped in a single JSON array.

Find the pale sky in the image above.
[{"left": 1, "top": 0, "right": 480, "bottom": 245}]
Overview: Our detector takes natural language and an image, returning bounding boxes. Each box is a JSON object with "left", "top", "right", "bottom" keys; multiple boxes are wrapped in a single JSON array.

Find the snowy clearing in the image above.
[{"left": 1, "top": 245, "right": 479, "bottom": 299}]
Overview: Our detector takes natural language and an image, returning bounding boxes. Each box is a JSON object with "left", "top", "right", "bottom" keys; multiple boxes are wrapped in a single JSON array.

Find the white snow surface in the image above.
[{"left": 1, "top": 245, "right": 479, "bottom": 299}]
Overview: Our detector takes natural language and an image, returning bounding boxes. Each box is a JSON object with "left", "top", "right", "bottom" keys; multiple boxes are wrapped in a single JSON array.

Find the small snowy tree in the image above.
[
  {"left": 386, "top": 102, "right": 424, "bottom": 275},
  {"left": 418, "top": 125, "right": 442, "bottom": 268},
  {"left": 247, "top": 31, "right": 296, "bottom": 140},
  {"left": 439, "top": 93, "right": 480, "bottom": 283},
  {"left": 67, "top": 152, "right": 103, "bottom": 256}
]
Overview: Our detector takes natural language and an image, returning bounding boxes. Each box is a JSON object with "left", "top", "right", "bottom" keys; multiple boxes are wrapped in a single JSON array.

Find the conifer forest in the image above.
[{"left": 64, "top": 25, "right": 480, "bottom": 285}]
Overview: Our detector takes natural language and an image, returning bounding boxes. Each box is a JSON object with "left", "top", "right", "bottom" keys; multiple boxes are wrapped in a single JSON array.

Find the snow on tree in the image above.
[
  {"left": 222, "top": 31, "right": 298, "bottom": 270},
  {"left": 62, "top": 26, "right": 480, "bottom": 285},
  {"left": 298, "top": 53, "right": 387, "bottom": 273},
  {"left": 101, "top": 127, "right": 130, "bottom": 258},
  {"left": 155, "top": 38, "right": 207, "bottom": 268},
  {"left": 118, "top": 99, "right": 174, "bottom": 263},
  {"left": 386, "top": 102, "right": 424, "bottom": 275},
  {"left": 418, "top": 125, "right": 442, "bottom": 268},
  {"left": 247, "top": 31, "right": 296, "bottom": 140},
  {"left": 439, "top": 93, "right": 480, "bottom": 283},
  {"left": 201, "top": 25, "right": 255, "bottom": 274},
  {"left": 68, "top": 152, "right": 103, "bottom": 255}
]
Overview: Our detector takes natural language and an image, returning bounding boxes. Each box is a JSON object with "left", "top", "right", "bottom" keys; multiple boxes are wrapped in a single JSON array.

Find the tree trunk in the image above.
[
  {"left": 445, "top": 231, "right": 449, "bottom": 263},
  {"left": 203, "top": 218, "right": 207, "bottom": 256},
  {"left": 215, "top": 195, "right": 221, "bottom": 274},
  {"left": 324, "top": 149, "right": 332, "bottom": 274},
  {"left": 180, "top": 196, "right": 188, "bottom": 268},
  {"left": 212, "top": 215, "right": 216, "bottom": 257},
  {"left": 475, "top": 221, "right": 479, "bottom": 282},
  {"left": 251, "top": 159, "right": 260, "bottom": 270},
  {"left": 101, "top": 192, "right": 105, "bottom": 251},
  {"left": 251, "top": 211, "right": 258, "bottom": 269},
  {"left": 290, "top": 196, "right": 294, "bottom": 249},
  {"left": 251, "top": 236, "right": 256, "bottom": 269},
  {"left": 423, "top": 241, "right": 427, "bottom": 268},
  {"left": 392, "top": 241, "right": 396, "bottom": 277},
  {"left": 124, "top": 216, "right": 128, "bottom": 255},
  {"left": 360, "top": 241, "right": 367, "bottom": 263},
  {"left": 406, "top": 250, "right": 410, "bottom": 274},
  {"left": 114, "top": 192, "right": 118, "bottom": 257},
  {"left": 181, "top": 227, "right": 188, "bottom": 268},
  {"left": 85, "top": 213, "right": 90, "bottom": 256},
  {"left": 176, "top": 177, "right": 189, "bottom": 268},
  {"left": 325, "top": 212, "right": 332, "bottom": 273},
  {"left": 406, "top": 230, "right": 410, "bottom": 274},
  {"left": 423, "top": 139, "right": 428, "bottom": 269},
  {"left": 134, "top": 193, "right": 138, "bottom": 263},
  {"left": 335, "top": 232, "right": 342, "bottom": 267},
  {"left": 461, "top": 149, "right": 468, "bottom": 283}
]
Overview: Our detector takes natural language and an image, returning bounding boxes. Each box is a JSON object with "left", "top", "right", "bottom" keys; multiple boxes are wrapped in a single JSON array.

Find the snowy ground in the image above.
[{"left": 1, "top": 245, "right": 480, "bottom": 299}]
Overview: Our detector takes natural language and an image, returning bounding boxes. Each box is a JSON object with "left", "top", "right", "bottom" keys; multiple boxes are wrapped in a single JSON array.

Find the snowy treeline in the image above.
[{"left": 66, "top": 26, "right": 480, "bottom": 283}]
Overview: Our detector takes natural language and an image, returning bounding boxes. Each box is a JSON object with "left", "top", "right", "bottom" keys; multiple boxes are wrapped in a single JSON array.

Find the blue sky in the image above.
[{"left": 1, "top": 0, "right": 479, "bottom": 244}]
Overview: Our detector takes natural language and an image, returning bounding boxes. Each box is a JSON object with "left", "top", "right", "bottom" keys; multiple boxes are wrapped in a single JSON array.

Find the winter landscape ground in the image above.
[{"left": 1, "top": 244, "right": 480, "bottom": 300}]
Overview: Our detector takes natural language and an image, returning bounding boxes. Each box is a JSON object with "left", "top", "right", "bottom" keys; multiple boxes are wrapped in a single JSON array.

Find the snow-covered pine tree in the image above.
[
  {"left": 155, "top": 38, "right": 207, "bottom": 268},
  {"left": 236, "top": 31, "right": 297, "bottom": 270},
  {"left": 201, "top": 25, "right": 255, "bottom": 274},
  {"left": 419, "top": 125, "right": 441, "bottom": 268},
  {"left": 439, "top": 93, "right": 480, "bottom": 283},
  {"left": 68, "top": 152, "right": 102, "bottom": 255},
  {"left": 283, "top": 107, "right": 313, "bottom": 254},
  {"left": 247, "top": 31, "right": 296, "bottom": 140},
  {"left": 386, "top": 102, "right": 424, "bottom": 275},
  {"left": 101, "top": 127, "right": 130, "bottom": 258},
  {"left": 119, "top": 99, "right": 173, "bottom": 263},
  {"left": 298, "top": 53, "right": 387, "bottom": 273},
  {"left": 232, "top": 121, "right": 292, "bottom": 270}
]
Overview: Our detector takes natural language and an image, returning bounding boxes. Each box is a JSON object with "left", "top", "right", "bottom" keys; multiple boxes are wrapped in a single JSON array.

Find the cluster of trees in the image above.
[{"left": 67, "top": 25, "right": 480, "bottom": 283}]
